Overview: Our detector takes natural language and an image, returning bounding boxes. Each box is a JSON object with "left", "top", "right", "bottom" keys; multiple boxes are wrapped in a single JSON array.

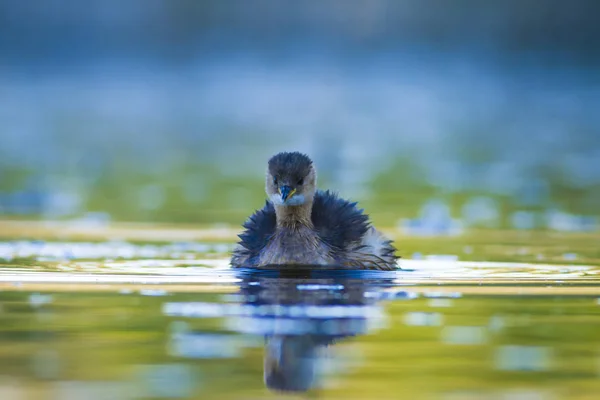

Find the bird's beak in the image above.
[{"left": 279, "top": 186, "right": 296, "bottom": 203}]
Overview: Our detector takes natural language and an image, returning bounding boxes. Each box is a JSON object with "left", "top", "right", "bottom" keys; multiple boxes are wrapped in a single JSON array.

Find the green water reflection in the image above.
[{"left": 0, "top": 276, "right": 599, "bottom": 399}]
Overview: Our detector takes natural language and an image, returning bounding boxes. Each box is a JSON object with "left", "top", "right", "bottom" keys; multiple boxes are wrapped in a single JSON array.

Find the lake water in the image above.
[{"left": 0, "top": 241, "right": 599, "bottom": 399}]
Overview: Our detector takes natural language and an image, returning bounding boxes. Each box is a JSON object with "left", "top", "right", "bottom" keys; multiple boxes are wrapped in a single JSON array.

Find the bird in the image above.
[{"left": 230, "top": 151, "right": 399, "bottom": 270}]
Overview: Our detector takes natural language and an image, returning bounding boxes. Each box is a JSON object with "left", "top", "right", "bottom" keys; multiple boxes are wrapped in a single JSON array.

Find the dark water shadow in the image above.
[
  {"left": 234, "top": 266, "right": 401, "bottom": 280},
  {"left": 227, "top": 268, "right": 413, "bottom": 393}
]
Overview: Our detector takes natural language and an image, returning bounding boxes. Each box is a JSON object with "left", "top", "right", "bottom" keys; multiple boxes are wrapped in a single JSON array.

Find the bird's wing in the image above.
[
  {"left": 311, "top": 190, "right": 370, "bottom": 250},
  {"left": 231, "top": 201, "right": 277, "bottom": 267},
  {"left": 312, "top": 190, "right": 399, "bottom": 270},
  {"left": 345, "top": 227, "right": 399, "bottom": 270}
]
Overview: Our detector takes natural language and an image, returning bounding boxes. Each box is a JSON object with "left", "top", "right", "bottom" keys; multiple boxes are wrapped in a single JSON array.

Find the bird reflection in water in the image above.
[{"left": 230, "top": 269, "right": 407, "bottom": 393}]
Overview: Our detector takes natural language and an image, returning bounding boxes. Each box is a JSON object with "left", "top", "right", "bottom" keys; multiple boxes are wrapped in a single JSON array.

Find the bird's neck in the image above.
[{"left": 274, "top": 202, "right": 313, "bottom": 229}]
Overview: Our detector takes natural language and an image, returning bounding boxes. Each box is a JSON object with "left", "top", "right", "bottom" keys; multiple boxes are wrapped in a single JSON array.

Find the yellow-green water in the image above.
[{"left": 0, "top": 230, "right": 599, "bottom": 399}]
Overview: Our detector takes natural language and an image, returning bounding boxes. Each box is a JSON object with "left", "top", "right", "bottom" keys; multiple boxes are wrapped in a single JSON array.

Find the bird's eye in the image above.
[
  {"left": 297, "top": 178, "right": 304, "bottom": 185},
  {"left": 273, "top": 177, "right": 278, "bottom": 185}
]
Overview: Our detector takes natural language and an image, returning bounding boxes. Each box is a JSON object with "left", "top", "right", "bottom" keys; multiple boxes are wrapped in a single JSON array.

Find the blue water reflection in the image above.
[{"left": 164, "top": 269, "right": 413, "bottom": 393}]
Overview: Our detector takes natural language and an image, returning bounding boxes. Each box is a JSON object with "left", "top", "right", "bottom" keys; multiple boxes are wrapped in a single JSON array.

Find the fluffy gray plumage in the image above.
[{"left": 231, "top": 152, "right": 399, "bottom": 270}]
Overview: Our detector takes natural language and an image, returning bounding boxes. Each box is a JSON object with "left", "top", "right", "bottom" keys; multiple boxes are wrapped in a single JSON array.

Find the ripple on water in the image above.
[
  {"left": 0, "top": 240, "right": 599, "bottom": 286},
  {"left": 0, "top": 255, "right": 599, "bottom": 398}
]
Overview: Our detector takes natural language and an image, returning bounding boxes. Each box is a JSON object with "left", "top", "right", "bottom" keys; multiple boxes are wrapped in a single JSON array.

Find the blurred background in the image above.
[{"left": 1, "top": 0, "right": 599, "bottom": 233}]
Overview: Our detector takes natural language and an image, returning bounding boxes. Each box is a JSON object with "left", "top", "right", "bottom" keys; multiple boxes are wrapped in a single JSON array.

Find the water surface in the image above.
[{"left": 0, "top": 241, "right": 599, "bottom": 399}]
